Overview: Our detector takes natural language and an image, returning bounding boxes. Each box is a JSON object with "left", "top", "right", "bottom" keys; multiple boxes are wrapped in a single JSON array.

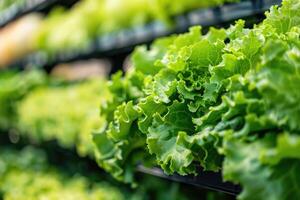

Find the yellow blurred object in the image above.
[
  {"left": 51, "top": 59, "right": 112, "bottom": 81},
  {"left": 0, "top": 14, "right": 43, "bottom": 68}
]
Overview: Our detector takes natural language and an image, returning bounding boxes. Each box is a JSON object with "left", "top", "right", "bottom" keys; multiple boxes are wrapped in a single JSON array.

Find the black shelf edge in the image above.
[
  {"left": 0, "top": 0, "right": 78, "bottom": 28},
  {"left": 137, "top": 165, "right": 241, "bottom": 196},
  {"left": 0, "top": 0, "right": 55, "bottom": 27},
  {"left": 9, "top": 0, "right": 282, "bottom": 71}
]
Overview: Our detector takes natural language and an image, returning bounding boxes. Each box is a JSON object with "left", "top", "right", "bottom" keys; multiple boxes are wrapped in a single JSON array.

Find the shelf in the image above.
[
  {"left": 137, "top": 165, "right": 241, "bottom": 196},
  {"left": 0, "top": 0, "right": 78, "bottom": 28},
  {"left": 9, "top": 0, "right": 281, "bottom": 71}
]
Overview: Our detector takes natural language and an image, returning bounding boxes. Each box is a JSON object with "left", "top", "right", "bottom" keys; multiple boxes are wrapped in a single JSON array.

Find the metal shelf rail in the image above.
[
  {"left": 9, "top": 0, "right": 281, "bottom": 71},
  {"left": 0, "top": 0, "right": 78, "bottom": 28},
  {"left": 137, "top": 165, "right": 241, "bottom": 196}
]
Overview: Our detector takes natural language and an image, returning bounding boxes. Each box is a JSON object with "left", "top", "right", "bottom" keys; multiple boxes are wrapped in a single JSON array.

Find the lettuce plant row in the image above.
[
  {"left": 34, "top": 0, "right": 238, "bottom": 52},
  {"left": 0, "top": 147, "right": 125, "bottom": 200}
]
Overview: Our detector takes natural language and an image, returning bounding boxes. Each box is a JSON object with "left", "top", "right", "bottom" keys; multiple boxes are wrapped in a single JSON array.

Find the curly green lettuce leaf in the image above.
[
  {"left": 250, "top": 33, "right": 300, "bottom": 131},
  {"left": 263, "top": 0, "right": 300, "bottom": 34},
  {"left": 93, "top": 101, "right": 146, "bottom": 184},
  {"left": 147, "top": 101, "right": 195, "bottom": 174},
  {"left": 223, "top": 134, "right": 300, "bottom": 200}
]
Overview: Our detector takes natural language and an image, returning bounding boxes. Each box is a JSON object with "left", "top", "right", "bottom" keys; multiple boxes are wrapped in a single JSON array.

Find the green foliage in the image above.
[
  {"left": 0, "top": 147, "right": 125, "bottom": 200},
  {"left": 93, "top": 0, "right": 300, "bottom": 199},
  {"left": 34, "top": 0, "right": 238, "bottom": 52},
  {"left": 0, "top": 72, "right": 196, "bottom": 199},
  {"left": 0, "top": 70, "right": 46, "bottom": 130},
  {"left": 17, "top": 79, "right": 107, "bottom": 157},
  {"left": 223, "top": 134, "right": 300, "bottom": 200}
]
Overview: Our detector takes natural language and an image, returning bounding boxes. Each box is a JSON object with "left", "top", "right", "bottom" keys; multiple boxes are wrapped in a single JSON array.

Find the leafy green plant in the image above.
[{"left": 93, "top": 0, "right": 300, "bottom": 199}]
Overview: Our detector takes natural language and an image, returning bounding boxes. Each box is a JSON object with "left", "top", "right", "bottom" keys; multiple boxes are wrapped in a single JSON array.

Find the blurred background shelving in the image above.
[{"left": 0, "top": 0, "right": 79, "bottom": 27}]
